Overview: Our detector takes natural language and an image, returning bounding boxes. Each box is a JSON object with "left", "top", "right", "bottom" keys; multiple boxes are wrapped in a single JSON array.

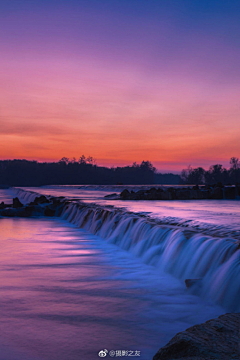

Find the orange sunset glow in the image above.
[{"left": 0, "top": 1, "right": 239, "bottom": 171}]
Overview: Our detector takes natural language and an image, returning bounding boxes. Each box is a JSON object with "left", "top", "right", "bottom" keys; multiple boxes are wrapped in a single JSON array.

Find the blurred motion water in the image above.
[{"left": 0, "top": 217, "right": 223, "bottom": 360}]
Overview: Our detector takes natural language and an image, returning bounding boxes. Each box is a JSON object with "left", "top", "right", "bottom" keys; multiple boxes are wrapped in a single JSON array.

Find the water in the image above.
[
  {"left": 13, "top": 187, "right": 240, "bottom": 311},
  {"left": 0, "top": 189, "right": 16, "bottom": 204},
  {"left": 18, "top": 186, "right": 240, "bottom": 232},
  {"left": 1, "top": 187, "right": 239, "bottom": 359},
  {"left": 0, "top": 217, "right": 223, "bottom": 360}
]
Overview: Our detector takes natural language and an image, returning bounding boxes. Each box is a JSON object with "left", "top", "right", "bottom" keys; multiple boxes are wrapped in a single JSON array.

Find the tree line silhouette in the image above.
[
  {"left": 180, "top": 157, "right": 240, "bottom": 185},
  {"left": 0, "top": 156, "right": 239, "bottom": 186},
  {"left": 0, "top": 157, "right": 179, "bottom": 186}
]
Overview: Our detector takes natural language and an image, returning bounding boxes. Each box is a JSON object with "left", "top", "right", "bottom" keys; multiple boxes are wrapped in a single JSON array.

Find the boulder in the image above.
[
  {"left": 120, "top": 189, "right": 130, "bottom": 199},
  {"left": 0, "top": 208, "right": 17, "bottom": 217},
  {"left": 15, "top": 207, "right": 33, "bottom": 217},
  {"left": 44, "top": 207, "right": 55, "bottom": 217},
  {"left": 211, "top": 187, "right": 223, "bottom": 199},
  {"left": 24, "top": 205, "right": 35, "bottom": 216},
  {"left": 136, "top": 190, "right": 146, "bottom": 196},
  {"left": 153, "top": 313, "right": 240, "bottom": 360},
  {"left": 13, "top": 197, "right": 23, "bottom": 208},
  {"left": 32, "top": 195, "right": 50, "bottom": 204},
  {"left": 0, "top": 201, "right": 6, "bottom": 209}
]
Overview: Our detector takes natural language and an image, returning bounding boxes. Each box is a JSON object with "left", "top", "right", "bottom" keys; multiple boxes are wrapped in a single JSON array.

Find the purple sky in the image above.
[{"left": 0, "top": 0, "right": 240, "bottom": 171}]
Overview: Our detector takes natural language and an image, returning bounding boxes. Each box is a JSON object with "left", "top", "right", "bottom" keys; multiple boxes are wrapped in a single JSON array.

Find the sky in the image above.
[{"left": 0, "top": 0, "right": 240, "bottom": 172}]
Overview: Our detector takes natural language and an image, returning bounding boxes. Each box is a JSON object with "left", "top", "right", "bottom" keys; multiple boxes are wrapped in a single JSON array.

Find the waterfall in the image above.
[
  {"left": 13, "top": 187, "right": 240, "bottom": 312},
  {"left": 13, "top": 188, "right": 47, "bottom": 204}
]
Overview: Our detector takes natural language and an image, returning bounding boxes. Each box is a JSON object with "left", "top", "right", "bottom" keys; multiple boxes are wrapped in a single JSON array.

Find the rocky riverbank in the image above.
[
  {"left": 116, "top": 185, "right": 240, "bottom": 200},
  {"left": 0, "top": 195, "right": 63, "bottom": 217},
  {"left": 2, "top": 192, "right": 240, "bottom": 241},
  {"left": 153, "top": 313, "right": 240, "bottom": 360}
]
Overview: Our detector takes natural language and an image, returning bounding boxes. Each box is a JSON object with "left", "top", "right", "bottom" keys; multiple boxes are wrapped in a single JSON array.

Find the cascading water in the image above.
[
  {"left": 13, "top": 187, "right": 240, "bottom": 312},
  {"left": 13, "top": 188, "right": 43, "bottom": 204}
]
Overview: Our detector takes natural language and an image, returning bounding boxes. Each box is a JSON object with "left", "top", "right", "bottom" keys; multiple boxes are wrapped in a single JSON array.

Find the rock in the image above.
[
  {"left": 32, "top": 195, "right": 50, "bottom": 205},
  {"left": 24, "top": 205, "right": 35, "bottom": 216},
  {"left": 44, "top": 207, "right": 55, "bottom": 216},
  {"left": 211, "top": 187, "right": 223, "bottom": 199},
  {"left": 149, "top": 187, "right": 157, "bottom": 193},
  {"left": 190, "top": 190, "right": 210, "bottom": 200},
  {"left": 237, "top": 185, "right": 240, "bottom": 195},
  {"left": 0, "top": 207, "right": 35, "bottom": 217},
  {"left": 136, "top": 190, "right": 146, "bottom": 196},
  {"left": 225, "top": 186, "right": 236, "bottom": 199},
  {"left": 123, "top": 192, "right": 138, "bottom": 200},
  {"left": 120, "top": 189, "right": 130, "bottom": 199},
  {"left": 185, "top": 279, "right": 201, "bottom": 289},
  {"left": 104, "top": 193, "right": 118, "bottom": 199},
  {"left": 176, "top": 190, "right": 191, "bottom": 200},
  {"left": 13, "top": 197, "right": 23, "bottom": 208},
  {"left": 0, "top": 202, "right": 6, "bottom": 209},
  {"left": 50, "top": 196, "right": 65, "bottom": 203},
  {"left": 15, "top": 208, "right": 33, "bottom": 217},
  {"left": 0, "top": 208, "right": 17, "bottom": 217},
  {"left": 153, "top": 313, "right": 240, "bottom": 360},
  {"left": 160, "top": 191, "right": 172, "bottom": 200},
  {"left": 200, "top": 190, "right": 210, "bottom": 199}
]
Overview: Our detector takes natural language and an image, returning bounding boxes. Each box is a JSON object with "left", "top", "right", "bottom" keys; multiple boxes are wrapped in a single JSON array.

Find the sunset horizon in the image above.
[{"left": 1, "top": 1, "right": 239, "bottom": 170}]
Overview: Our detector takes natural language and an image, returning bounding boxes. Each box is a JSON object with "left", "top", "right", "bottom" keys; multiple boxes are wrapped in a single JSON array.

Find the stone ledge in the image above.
[{"left": 153, "top": 313, "right": 240, "bottom": 360}]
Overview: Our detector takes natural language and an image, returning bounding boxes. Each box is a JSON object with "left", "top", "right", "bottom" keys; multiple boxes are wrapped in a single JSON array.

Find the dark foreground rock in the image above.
[
  {"left": 44, "top": 206, "right": 56, "bottom": 216},
  {"left": 153, "top": 313, "right": 240, "bottom": 360},
  {"left": 0, "top": 201, "right": 12, "bottom": 209},
  {"left": 0, "top": 195, "right": 62, "bottom": 218},
  {"left": 13, "top": 197, "right": 23, "bottom": 208},
  {"left": 30, "top": 195, "right": 50, "bottom": 205}
]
